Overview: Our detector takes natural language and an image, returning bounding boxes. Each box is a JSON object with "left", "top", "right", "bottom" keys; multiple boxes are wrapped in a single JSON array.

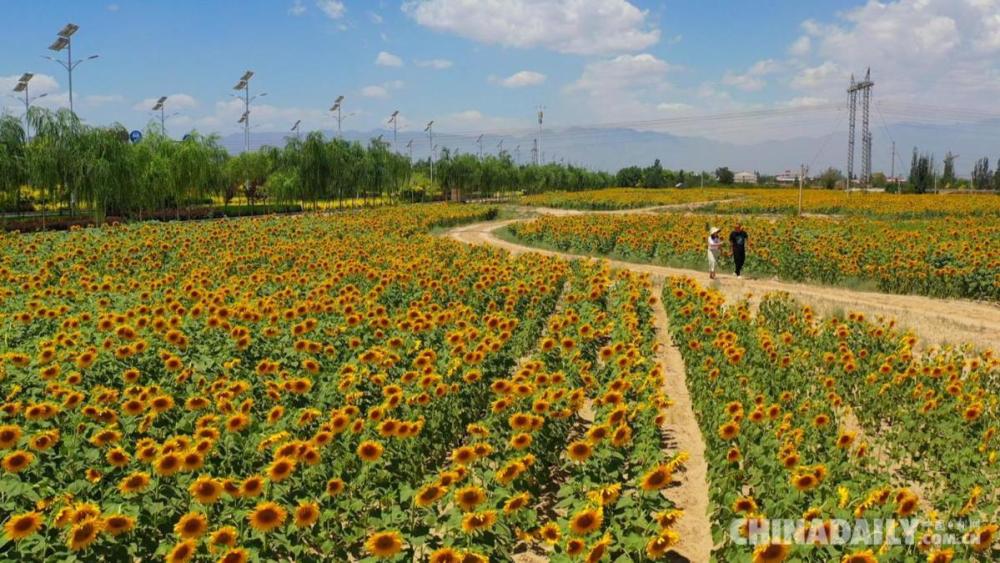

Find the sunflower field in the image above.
[
  {"left": 0, "top": 204, "right": 688, "bottom": 561},
  {"left": 519, "top": 189, "right": 736, "bottom": 211},
  {"left": 663, "top": 276, "right": 999, "bottom": 562},
  {"left": 506, "top": 213, "right": 1000, "bottom": 301}
]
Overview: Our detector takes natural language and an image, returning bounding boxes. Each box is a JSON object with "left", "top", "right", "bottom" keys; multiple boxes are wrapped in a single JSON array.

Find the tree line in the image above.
[{"left": 0, "top": 108, "right": 623, "bottom": 226}]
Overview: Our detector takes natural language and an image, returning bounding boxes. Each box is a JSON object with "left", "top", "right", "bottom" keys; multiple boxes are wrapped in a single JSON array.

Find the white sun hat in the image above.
[{"left": 709, "top": 227, "right": 721, "bottom": 235}]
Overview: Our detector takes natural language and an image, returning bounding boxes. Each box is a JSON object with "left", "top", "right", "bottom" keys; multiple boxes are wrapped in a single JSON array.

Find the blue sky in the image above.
[{"left": 3, "top": 0, "right": 999, "bottom": 152}]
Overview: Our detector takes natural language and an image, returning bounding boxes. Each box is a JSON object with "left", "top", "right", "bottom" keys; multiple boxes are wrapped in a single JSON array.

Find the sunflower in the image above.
[
  {"left": 267, "top": 457, "right": 296, "bottom": 482},
  {"left": 210, "top": 526, "right": 239, "bottom": 548},
  {"left": 326, "top": 477, "right": 345, "bottom": 497},
  {"left": 189, "top": 475, "right": 223, "bottom": 504},
  {"left": 895, "top": 492, "right": 919, "bottom": 517},
  {"left": 455, "top": 486, "right": 487, "bottom": 512},
  {"left": 509, "top": 433, "right": 533, "bottom": 450},
  {"left": 365, "top": 530, "right": 404, "bottom": 558},
  {"left": 655, "top": 509, "right": 684, "bottom": 529},
  {"left": 414, "top": 483, "right": 446, "bottom": 507},
  {"left": 248, "top": 501, "right": 286, "bottom": 533},
  {"left": 2, "top": 450, "right": 34, "bottom": 473},
  {"left": 0, "top": 425, "right": 22, "bottom": 449},
  {"left": 357, "top": 440, "right": 384, "bottom": 462},
  {"left": 925, "top": 549, "right": 953, "bottom": 563},
  {"left": 840, "top": 550, "right": 878, "bottom": 563},
  {"left": 586, "top": 534, "right": 611, "bottom": 563},
  {"left": 752, "top": 542, "right": 790, "bottom": 563},
  {"left": 3, "top": 511, "right": 43, "bottom": 541},
  {"left": 67, "top": 518, "right": 103, "bottom": 551},
  {"left": 217, "top": 548, "right": 249, "bottom": 563},
  {"left": 791, "top": 473, "right": 819, "bottom": 492},
  {"left": 569, "top": 508, "right": 603, "bottom": 536},
  {"left": 566, "top": 440, "right": 593, "bottom": 462},
  {"left": 239, "top": 475, "right": 266, "bottom": 497},
  {"left": 174, "top": 512, "right": 209, "bottom": 539},
  {"left": 566, "top": 537, "right": 586, "bottom": 556},
  {"left": 429, "top": 547, "right": 462, "bottom": 563},
  {"left": 460, "top": 511, "right": 497, "bottom": 534},
  {"left": 639, "top": 465, "right": 672, "bottom": 491},
  {"left": 718, "top": 421, "right": 740, "bottom": 440},
  {"left": 969, "top": 523, "right": 998, "bottom": 553},
  {"left": 153, "top": 453, "right": 182, "bottom": 476},
  {"left": 732, "top": 496, "right": 758, "bottom": 514},
  {"left": 836, "top": 431, "right": 857, "bottom": 449},
  {"left": 166, "top": 539, "right": 197, "bottom": 563},
  {"left": 102, "top": 514, "right": 135, "bottom": 536},
  {"left": 645, "top": 529, "right": 680, "bottom": 559},
  {"left": 539, "top": 522, "right": 562, "bottom": 544},
  {"left": 503, "top": 492, "right": 531, "bottom": 514},
  {"left": 293, "top": 501, "right": 320, "bottom": 528}
]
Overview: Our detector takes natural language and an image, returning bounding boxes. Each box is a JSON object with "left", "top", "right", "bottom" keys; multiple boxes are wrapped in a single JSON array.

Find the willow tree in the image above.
[{"left": 0, "top": 115, "right": 27, "bottom": 218}]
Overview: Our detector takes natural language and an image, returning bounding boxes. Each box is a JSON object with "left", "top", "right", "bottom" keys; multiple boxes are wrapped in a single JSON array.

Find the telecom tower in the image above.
[{"left": 846, "top": 68, "right": 874, "bottom": 189}]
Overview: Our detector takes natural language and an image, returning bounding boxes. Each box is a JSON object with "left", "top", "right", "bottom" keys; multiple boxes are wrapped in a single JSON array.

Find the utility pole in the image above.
[
  {"left": 890, "top": 141, "right": 895, "bottom": 184},
  {"left": 476, "top": 134, "right": 484, "bottom": 159},
  {"left": 514, "top": 144, "right": 520, "bottom": 165},
  {"left": 531, "top": 139, "right": 538, "bottom": 166},
  {"left": 406, "top": 139, "right": 413, "bottom": 160},
  {"left": 798, "top": 164, "right": 808, "bottom": 216},
  {"left": 536, "top": 106, "right": 544, "bottom": 165},
  {"left": 425, "top": 121, "right": 434, "bottom": 185},
  {"left": 497, "top": 139, "right": 503, "bottom": 155}
]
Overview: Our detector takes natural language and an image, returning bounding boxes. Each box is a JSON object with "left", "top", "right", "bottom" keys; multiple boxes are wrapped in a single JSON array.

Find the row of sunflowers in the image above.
[
  {"left": 662, "top": 276, "right": 998, "bottom": 562},
  {"left": 518, "top": 187, "right": 1000, "bottom": 218},
  {"left": 506, "top": 213, "right": 1000, "bottom": 301},
  {"left": 0, "top": 204, "right": 687, "bottom": 561}
]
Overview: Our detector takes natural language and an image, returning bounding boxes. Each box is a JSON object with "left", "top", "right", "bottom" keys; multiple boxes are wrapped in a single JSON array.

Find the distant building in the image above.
[
  {"left": 775, "top": 170, "right": 799, "bottom": 184},
  {"left": 734, "top": 171, "right": 756, "bottom": 184}
]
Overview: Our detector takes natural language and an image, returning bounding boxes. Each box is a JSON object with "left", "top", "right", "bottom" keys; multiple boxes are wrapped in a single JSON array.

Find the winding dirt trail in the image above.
[{"left": 447, "top": 212, "right": 1000, "bottom": 351}]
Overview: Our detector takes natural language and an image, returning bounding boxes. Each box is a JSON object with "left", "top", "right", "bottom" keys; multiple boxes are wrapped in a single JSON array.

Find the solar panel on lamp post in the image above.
[
  {"left": 388, "top": 110, "right": 399, "bottom": 152},
  {"left": 330, "top": 95, "right": 344, "bottom": 138},
  {"left": 44, "top": 24, "right": 98, "bottom": 115},
  {"left": 291, "top": 119, "right": 301, "bottom": 140},
  {"left": 152, "top": 96, "right": 168, "bottom": 134}
]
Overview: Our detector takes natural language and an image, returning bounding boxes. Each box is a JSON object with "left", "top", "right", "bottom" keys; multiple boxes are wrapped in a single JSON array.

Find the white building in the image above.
[
  {"left": 775, "top": 170, "right": 799, "bottom": 184},
  {"left": 734, "top": 171, "right": 756, "bottom": 184}
]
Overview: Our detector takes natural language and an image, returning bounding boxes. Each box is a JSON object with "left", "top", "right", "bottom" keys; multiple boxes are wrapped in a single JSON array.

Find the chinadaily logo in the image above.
[{"left": 729, "top": 518, "right": 983, "bottom": 547}]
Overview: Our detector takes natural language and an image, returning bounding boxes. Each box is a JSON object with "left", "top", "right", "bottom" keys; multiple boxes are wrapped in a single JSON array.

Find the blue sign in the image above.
[{"left": 129, "top": 130, "right": 142, "bottom": 143}]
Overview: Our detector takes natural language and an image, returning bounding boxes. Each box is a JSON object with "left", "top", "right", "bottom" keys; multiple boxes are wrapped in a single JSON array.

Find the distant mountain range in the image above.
[{"left": 220, "top": 119, "right": 1000, "bottom": 178}]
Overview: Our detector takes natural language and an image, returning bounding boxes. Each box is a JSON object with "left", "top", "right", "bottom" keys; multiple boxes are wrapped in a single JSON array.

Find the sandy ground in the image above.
[{"left": 447, "top": 214, "right": 1000, "bottom": 352}]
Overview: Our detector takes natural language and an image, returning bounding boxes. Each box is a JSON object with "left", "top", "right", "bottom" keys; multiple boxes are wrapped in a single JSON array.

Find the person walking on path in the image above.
[
  {"left": 707, "top": 227, "right": 722, "bottom": 279},
  {"left": 729, "top": 223, "right": 748, "bottom": 278}
]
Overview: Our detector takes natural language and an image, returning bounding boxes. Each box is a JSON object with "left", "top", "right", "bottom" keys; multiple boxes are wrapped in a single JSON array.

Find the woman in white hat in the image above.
[{"left": 707, "top": 226, "right": 722, "bottom": 279}]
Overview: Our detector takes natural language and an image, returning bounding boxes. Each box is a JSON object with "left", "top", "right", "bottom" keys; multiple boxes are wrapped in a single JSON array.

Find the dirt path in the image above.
[
  {"left": 650, "top": 281, "right": 714, "bottom": 562},
  {"left": 447, "top": 217, "right": 1000, "bottom": 351}
]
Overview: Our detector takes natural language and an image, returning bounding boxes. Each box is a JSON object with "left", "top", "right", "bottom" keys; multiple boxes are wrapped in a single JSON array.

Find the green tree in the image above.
[
  {"left": 818, "top": 167, "right": 842, "bottom": 190},
  {"left": 715, "top": 167, "right": 734, "bottom": 185}
]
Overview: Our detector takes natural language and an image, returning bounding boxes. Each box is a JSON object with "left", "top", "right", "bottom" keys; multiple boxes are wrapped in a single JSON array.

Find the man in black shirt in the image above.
[{"left": 729, "top": 224, "right": 748, "bottom": 278}]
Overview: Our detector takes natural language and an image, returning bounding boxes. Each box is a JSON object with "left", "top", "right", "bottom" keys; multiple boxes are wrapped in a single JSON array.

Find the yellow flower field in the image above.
[
  {"left": 0, "top": 205, "right": 684, "bottom": 561},
  {"left": 507, "top": 213, "right": 1000, "bottom": 301},
  {"left": 520, "top": 188, "right": 736, "bottom": 210}
]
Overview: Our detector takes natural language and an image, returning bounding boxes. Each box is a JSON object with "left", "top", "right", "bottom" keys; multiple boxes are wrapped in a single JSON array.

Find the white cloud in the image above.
[
  {"left": 567, "top": 53, "right": 673, "bottom": 96},
  {"left": 435, "top": 109, "right": 528, "bottom": 132},
  {"left": 316, "top": 0, "right": 345, "bottom": 19},
  {"left": 0, "top": 73, "right": 60, "bottom": 95},
  {"left": 375, "top": 51, "right": 403, "bottom": 67},
  {"left": 402, "top": 0, "right": 660, "bottom": 55},
  {"left": 722, "top": 59, "right": 781, "bottom": 92},
  {"left": 416, "top": 58, "right": 453, "bottom": 69},
  {"left": 289, "top": 0, "right": 306, "bottom": 16},
  {"left": 790, "top": 61, "right": 844, "bottom": 91},
  {"left": 361, "top": 85, "right": 388, "bottom": 99},
  {"left": 132, "top": 93, "right": 198, "bottom": 112},
  {"left": 368, "top": 11, "right": 383, "bottom": 24},
  {"left": 778, "top": 96, "right": 831, "bottom": 108},
  {"left": 493, "top": 70, "right": 546, "bottom": 88},
  {"left": 656, "top": 102, "right": 693, "bottom": 112},
  {"left": 788, "top": 35, "right": 811, "bottom": 57},
  {"left": 360, "top": 81, "right": 403, "bottom": 99},
  {"left": 106, "top": 4, "right": 120, "bottom": 12}
]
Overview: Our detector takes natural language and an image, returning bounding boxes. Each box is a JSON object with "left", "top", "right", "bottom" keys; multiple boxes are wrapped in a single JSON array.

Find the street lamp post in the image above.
[
  {"left": 12, "top": 73, "right": 48, "bottom": 140},
  {"left": 152, "top": 96, "right": 168, "bottom": 133},
  {"left": 44, "top": 23, "right": 99, "bottom": 115},
  {"left": 330, "top": 95, "right": 344, "bottom": 137},
  {"left": 291, "top": 119, "right": 301, "bottom": 140},
  {"left": 388, "top": 110, "right": 399, "bottom": 152}
]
